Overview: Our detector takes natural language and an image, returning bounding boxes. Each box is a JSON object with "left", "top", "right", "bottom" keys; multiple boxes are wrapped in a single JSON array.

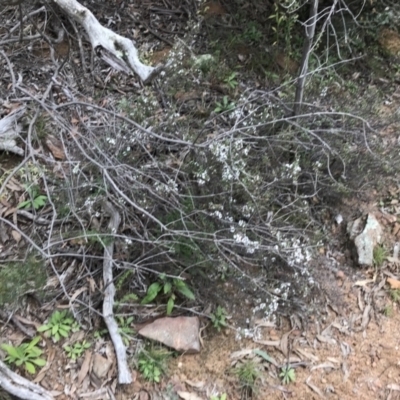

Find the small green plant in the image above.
[
  {"left": 383, "top": 305, "right": 393, "bottom": 317},
  {"left": 268, "top": 0, "right": 299, "bottom": 52},
  {"left": 117, "top": 316, "right": 135, "bottom": 346},
  {"left": 138, "top": 348, "right": 170, "bottom": 383},
  {"left": 211, "top": 394, "right": 227, "bottom": 400},
  {"left": 115, "top": 292, "right": 139, "bottom": 306},
  {"left": 141, "top": 274, "right": 195, "bottom": 315},
  {"left": 210, "top": 306, "right": 228, "bottom": 332},
  {"left": 94, "top": 328, "right": 108, "bottom": 339},
  {"left": 64, "top": 340, "right": 91, "bottom": 361},
  {"left": 71, "top": 321, "right": 81, "bottom": 333},
  {"left": 280, "top": 365, "right": 296, "bottom": 384},
  {"left": 1, "top": 337, "right": 46, "bottom": 374},
  {"left": 232, "top": 360, "right": 260, "bottom": 393},
  {"left": 390, "top": 289, "right": 400, "bottom": 303},
  {"left": 241, "top": 22, "right": 262, "bottom": 43},
  {"left": 17, "top": 184, "right": 47, "bottom": 210},
  {"left": 373, "top": 245, "right": 388, "bottom": 267},
  {"left": 214, "top": 96, "right": 235, "bottom": 113},
  {"left": 37, "top": 310, "right": 74, "bottom": 342},
  {"left": 224, "top": 72, "right": 238, "bottom": 89}
]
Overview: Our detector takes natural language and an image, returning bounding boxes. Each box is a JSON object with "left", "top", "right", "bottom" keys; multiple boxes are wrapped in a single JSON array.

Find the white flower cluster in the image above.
[
  {"left": 283, "top": 159, "right": 301, "bottom": 181},
  {"left": 233, "top": 232, "right": 259, "bottom": 254},
  {"left": 274, "top": 234, "right": 312, "bottom": 268},
  {"left": 252, "top": 295, "right": 279, "bottom": 319},
  {"left": 193, "top": 162, "right": 210, "bottom": 186},
  {"left": 154, "top": 179, "right": 179, "bottom": 194},
  {"left": 209, "top": 138, "right": 249, "bottom": 183}
]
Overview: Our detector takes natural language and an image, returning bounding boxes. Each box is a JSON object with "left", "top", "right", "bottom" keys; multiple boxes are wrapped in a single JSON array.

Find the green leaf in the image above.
[
  {"left": 1, "top": 344, "right": 19, "bottom": 358},
  {"left": 17, "top": 200, "right": 32, "bottom": 209},
  {"left": 33, "top": 195, "right": 47, "bottom": 209},
  {"left": 59, "top": 328, "right": 69, "bottom": 338},
  {"left": 167, "top": 297, "right": 174, "bottom": 315},
  {"left": 27, "top": 336, "right": 41, "bottom": 349},
  {"left": 28, "top": 348, "right": 42, "bottom": 357},
  {"left": 141, "top": 282, "right": 162, "bottom": 304},
  {"left": 51, "top": 325, "right": 58, "bottom": 335},
  {"left": 176, "top": 284, "right": 195, "bottom": 300},
  {"left": 31, "top": 358, "right": 46, "bottom": 367},
  {"left": 25, "top": 361, "right": 36, "bottom": 374},
  {"left": 37, "top": 324, "right": 50, "bottom": 332},
  {"left": 163, "top": 281, "right": 172, "bottom": 294},
  {"left": 253, "top": 349, "right": 273, "bottom": 363}
]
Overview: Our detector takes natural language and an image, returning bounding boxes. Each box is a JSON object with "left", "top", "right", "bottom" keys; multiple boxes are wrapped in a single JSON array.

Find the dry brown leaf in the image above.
[
  {"left": 184, "top": 380, "right": 205, "bottom": 389},
  {"left": 280, "top": 331, "right": 291, "bottom": 357},
  {"left": 253, "top": 339, "right": 280, "bottom": 347},
  {"left": 387, "top": 277, "right": 400, "bottom": 289},
  {"left": 11, "top": 230, "right": 21, "bottom": 243},
  {"left": 4, "top": 207, "right": 17, "bottom": 218},
  {"left": 78, "top": 351, "right": 92, "bottom": 386},
  {"left": 295, "top": 348, "right": 319, "bottom": 362},
  {"left": 177, "top": 391, "right": 203, "bottom": 400},
  {"left": 254, "top": 320, "right": 275, "bottom": 328},
  {"left": 316, "top": 335, "right": 336, "bottom": 345},
  {"left": 34, "top": 347, "right": 55, "bottom": 383},
  {"left": 354, "top": 278, "right": 375, "bottom": 287},
  {"left": 70, "top": 286, "right": 87, "bottom": 302},
  {"left": 361, "top": 304, "right": 372, "bottom": 330},
  {"left": 310, "top": 362, "right": 338, "bottom": 371},
  {"left": 230, "top": 349, "right": 254, "bottom": 359},
  {"left": 387, "top": 384, "right": 400, "bottom": 391},
  {"left": 45, "top": 135, "right": 66, "bottom": 160},
  {"left": 6, "top": 179, "right": 23, "bottom": 191},
  {"left": 88, "top": 277, "right": 96, "bottom": 293},
  {"left": 305, "top": 376, "right": 325, "bottom": 398}
]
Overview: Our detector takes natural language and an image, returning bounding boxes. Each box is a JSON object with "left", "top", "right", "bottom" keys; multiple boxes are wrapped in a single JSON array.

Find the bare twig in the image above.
[
  {"left": 101, "top": 200, "right": 132, "bottom": 384},
  {"left": 293, "top": 0, "right": 319, "bottom": 116}
]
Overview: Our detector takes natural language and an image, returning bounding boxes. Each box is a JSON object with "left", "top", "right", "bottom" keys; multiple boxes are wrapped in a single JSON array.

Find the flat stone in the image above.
[{"left": 138, "top": 316, "right": 200, "bottom": 353}]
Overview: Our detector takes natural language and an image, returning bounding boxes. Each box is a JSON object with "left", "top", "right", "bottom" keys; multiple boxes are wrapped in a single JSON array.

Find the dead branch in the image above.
[
  {"left": 0, "top": 360, "right": 53, "bottom": 400},
  {"left": 101, "top": 200, "right": 132, "bottom": 384},
  {"left": 293, "top": 0, "right": 319, "bottom": 116},
  {"left": 0, "top": 107, "right": 25, "bottom": 156},
  {"left": 52, "top": 0, "right": 165, "bottom": 83}
]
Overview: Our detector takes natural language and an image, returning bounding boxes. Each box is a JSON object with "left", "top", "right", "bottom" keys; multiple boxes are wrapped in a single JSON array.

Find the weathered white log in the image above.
[
  {"left": 53, "top": 0, "right": 163, "bottom": 83},
  {"left": 101, "top": 200, "right": 132, "bottom": 384},
  {"left": 0, "top": 359, "right": 54, "bottom": 400},
  {"left": 0, "top": 107, "right": 25, "bottom": 156}
]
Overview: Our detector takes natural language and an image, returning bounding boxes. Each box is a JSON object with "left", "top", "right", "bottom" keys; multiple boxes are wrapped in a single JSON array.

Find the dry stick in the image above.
[
  {"left": 52, "top": 0, "right": 165, "bottom": 83},
  {"left": 293, "top": 0, "right": 319, "bottom": 117},
  {"left": 101, "top": 200, "right": 132, "bottom": 384},
  {"left": 0, "top": 360, "right": 53, "bottom": 400}
]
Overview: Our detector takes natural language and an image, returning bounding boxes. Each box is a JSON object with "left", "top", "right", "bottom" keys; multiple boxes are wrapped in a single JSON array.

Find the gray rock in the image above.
[{"left": 347, "top": 213, "right": 382, "bottom": 266}]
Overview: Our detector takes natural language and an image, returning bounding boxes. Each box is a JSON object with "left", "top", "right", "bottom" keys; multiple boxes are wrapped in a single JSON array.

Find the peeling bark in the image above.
[
  {"left": 0, "top": 360, "right": 53, "bottom": 400},
  {"left": 53, "top": 0, "right": 165, "bottom": 83},
  {"left": 0, "top": 107, "right": 25, "bottom": 156}
]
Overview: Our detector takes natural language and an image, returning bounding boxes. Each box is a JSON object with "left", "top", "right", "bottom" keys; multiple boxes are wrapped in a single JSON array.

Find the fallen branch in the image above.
[
  {"left": 53, "top": 0, "right": 165, "bottom": 83},
  {"left": 0, "top": 360, "right": 53, "bottom": 400},
  {"left": 0, "top": 107, "right": 25, "bottom": 156},
  {"left": 101, "top": 200, "right": 132, "bottom": 384}
]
